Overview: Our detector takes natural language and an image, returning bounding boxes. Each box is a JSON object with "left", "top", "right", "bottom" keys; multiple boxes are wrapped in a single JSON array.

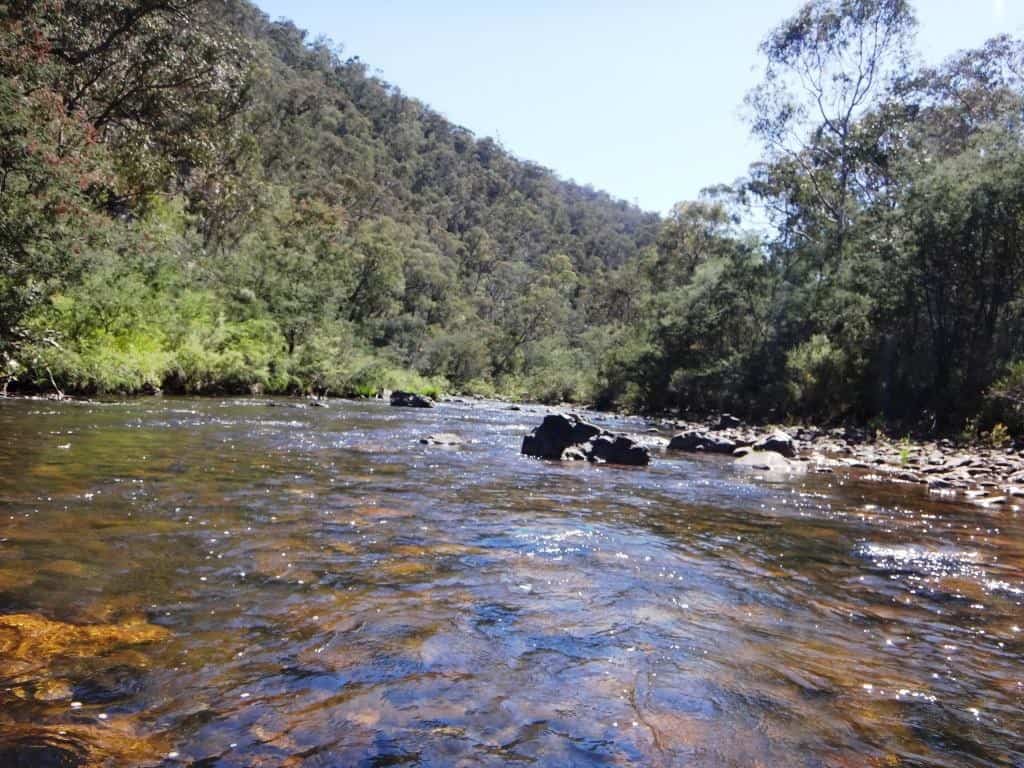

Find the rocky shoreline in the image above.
[
  {"left": 641, "top": 415, "right": 1024, "bottom": 508},
  {"left": 499, "top": 399, "right": 1024, "bottom": 507}
]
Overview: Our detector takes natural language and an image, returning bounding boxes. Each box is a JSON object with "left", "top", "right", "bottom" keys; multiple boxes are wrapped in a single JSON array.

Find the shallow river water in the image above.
[{"left": 0, "top": 397, "right": 1022, "bottom": 767}]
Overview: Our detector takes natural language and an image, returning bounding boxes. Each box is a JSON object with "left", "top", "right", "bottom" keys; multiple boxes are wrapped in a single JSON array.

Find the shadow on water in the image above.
[{"left": 0, "top": 396, "right": 1022, "bottom": 766}]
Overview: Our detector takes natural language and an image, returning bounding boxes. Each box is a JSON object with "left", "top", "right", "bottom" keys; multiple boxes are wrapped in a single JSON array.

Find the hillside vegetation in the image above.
[{"left": 2, "top": 0, "right": 1024, "bottom": 436}]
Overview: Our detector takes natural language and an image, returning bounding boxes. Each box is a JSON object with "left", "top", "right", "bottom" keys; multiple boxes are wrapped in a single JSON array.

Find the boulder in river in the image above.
[
  {"left": 522, "top": 414, "right": 601, "bottom": 460},
  {"left": 521, "top": 414, "right": 649, "bottom": 466},
  {"left": 420, "top": 432, "right": 465, "bottom": 446},
  {"left": 390, "top": 391, "right": 435, "bottom": 408},
  {"left": 735, "top": 450, "right": 804, "bottom": 474},
  {"left": 752, "top": 430, "right": 797, "bottom": 458},
  {"left": 668, "top": 430, "right": 737, "bottom": 455},
  {"left": 589, "top": 434, "right": 650, "bottom": 466}
]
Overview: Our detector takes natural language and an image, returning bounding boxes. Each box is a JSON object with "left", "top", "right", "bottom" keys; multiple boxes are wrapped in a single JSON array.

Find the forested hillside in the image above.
[
  {"left": 0, "top": 0, "right": 660, "bottom": 402},
  {"left": 3, "top": 0, "right": 1024, "bottom": 436}
]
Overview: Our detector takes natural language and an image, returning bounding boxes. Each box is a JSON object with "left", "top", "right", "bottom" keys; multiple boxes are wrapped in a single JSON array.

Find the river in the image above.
[{"left": 0, "top": 397, "right": 1021, "bottom": 766}]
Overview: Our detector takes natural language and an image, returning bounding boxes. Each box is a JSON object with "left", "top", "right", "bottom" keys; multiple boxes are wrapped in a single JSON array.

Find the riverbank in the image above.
[
  {"left": 462, "top": 397, "right": 1024, "bottom": 507},
  {"left": 637, "top": 414, "right": 1024, "bottom": 508}
]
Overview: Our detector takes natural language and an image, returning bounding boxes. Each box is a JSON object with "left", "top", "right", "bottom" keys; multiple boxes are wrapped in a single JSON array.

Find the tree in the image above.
[
  {"left": 231, "top": 191, "right": 351, "bottom": 356},
  {"left": 0, "top": 2, "right": 114, "bottom": 389},
  {"left": 747, "top": 0, "right": 916, "bottom": 262}
]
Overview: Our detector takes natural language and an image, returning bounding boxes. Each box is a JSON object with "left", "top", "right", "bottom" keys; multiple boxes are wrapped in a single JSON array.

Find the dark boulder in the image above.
[
  {"left": 521, "top": 414, "right": 601, "bottom": 460},
  {"left": 668, "top": 430, "right": 737, "bottom": 455},
  {"left": 521, "top": 414, "right": 648, "bottom": 465},
  {"left": 752, "top": 430, "right": 796, "bottom": 458},
  {"left": 716, "top": 413, "right": 742, "bottom": 430},
  {"left": 390, "top": 391, "right": 435, "bottom": 408},
  {"left": 589, "top": 434, "right": 650, "bottom": 466}
]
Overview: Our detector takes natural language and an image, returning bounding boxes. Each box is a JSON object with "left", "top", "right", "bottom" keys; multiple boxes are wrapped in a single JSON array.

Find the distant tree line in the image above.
[{"left": 2, "top": 0, "right": 1023, "bottom": 435}]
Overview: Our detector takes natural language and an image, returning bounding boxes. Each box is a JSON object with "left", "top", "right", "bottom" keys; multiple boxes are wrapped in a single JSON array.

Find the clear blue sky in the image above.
[{"left": 253, "top": 0, "right": 1024, "bottom": 214}]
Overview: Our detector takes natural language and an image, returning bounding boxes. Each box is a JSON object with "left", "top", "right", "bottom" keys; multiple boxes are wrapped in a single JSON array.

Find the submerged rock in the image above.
[
  {"left": 390, "top": 391, "right": 435, "bottom": 408},
  {"left": 420, "top": 432, "right": 465, "bottom": 446},
  {"left": 521, "top": 414, "right": 650, "bottom": 466},
  {"left": 0, "top": 613, "right": 169, "bottom": 669},
  {"left": 71, "top": 665, "right": 146, "bottom": 705},
  {"left": 0, "top": 722, "right": 168, "bottom": 768},
  {"left": 734, "top": 450, "right": 804, "bottom": 474},
  {"left": 0, "top": 731, "right": 88, "bottom": 768}
]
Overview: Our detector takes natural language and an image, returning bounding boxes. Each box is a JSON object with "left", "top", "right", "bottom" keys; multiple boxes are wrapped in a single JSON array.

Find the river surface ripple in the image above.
[{"left": 0, "top": 397, "right": 1022, "bottom": 767}]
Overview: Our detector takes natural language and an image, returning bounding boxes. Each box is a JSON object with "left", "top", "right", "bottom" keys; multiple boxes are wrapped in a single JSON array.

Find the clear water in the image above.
[{"left": 0, "top": 397, "right": 1021, "bottom": 766}]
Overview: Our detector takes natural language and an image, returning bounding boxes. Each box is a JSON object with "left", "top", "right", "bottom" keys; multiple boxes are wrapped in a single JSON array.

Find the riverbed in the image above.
[{"left": 0, "top": 397, "right": 1021, "bottom": 766}]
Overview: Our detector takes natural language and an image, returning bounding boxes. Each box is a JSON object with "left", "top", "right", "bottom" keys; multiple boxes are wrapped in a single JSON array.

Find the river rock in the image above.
[
  {"left": 521, "top": 414, "right": 649, "bottom": 465},
  {"left": 588, "top": 434, "right": 650, "bottom": 466},
  {"left": 668, "top": 430, "right": 737, "bottom": 454},
  {"left": 522, "top": 414, "right": 601, "bottom": 460},
  {"left": 973, "top": 495, "right": 1007, "bottom": 507},
  {"left": 561, "top": 446, "right": 589, "bottom": 461},
  {"left": 752, "top": 430, "right": 797, "bottom": 458},
  {"left": 716, "top": 413, "right": 742, "bottom": 430},
  {"left": 735, "top": 450, "right": 804, "bottom": 474},
  {"left": 420, "top": 433, "right": 465, "bottom": 446},
  {"left": 390, "top": 391, "right": 434, "bottom": 408}
]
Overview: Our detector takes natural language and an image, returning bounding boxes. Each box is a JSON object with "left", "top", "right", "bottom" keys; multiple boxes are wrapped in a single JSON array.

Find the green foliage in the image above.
[
  {"left": 898, "top": 436, "right": 911, "bottom": 465},
  {"left": 985, "top": 361, "right": 1024, "bottom": 435},
  {"left": 785, "top": 334, "right": 848, "bottom": 416},
  {"left": 4, "top": 0, "right": 1024, "bottom": 439},
  {"left": 168, "top": 315, "right": 290, "bottom": 395},
  {"left": 990, "top": 422, "right": 1011, "bottom": 448},
  {"left": 0, "top": 4, "right": 114, "bottom": 374}
]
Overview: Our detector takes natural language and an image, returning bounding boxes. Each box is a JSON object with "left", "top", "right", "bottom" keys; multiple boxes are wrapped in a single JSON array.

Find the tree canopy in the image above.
[{"left": 2, "top": 0, "right": 1023, "bottom": 436}]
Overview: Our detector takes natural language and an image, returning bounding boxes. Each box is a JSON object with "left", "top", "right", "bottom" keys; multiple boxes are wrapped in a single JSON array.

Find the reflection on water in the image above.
[{"left": 0, "top": 397, "right": 1022, "bottom": 766}]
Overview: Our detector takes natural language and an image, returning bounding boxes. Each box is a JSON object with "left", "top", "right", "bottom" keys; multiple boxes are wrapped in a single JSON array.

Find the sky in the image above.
[{"left": 253, "top": 0, "right": 1024, "bottom": 214}]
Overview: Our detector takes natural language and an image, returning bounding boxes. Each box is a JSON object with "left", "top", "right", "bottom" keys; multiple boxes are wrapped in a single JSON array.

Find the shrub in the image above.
[
  {"left": 785, "top": 334, "right": 849, "bottom": 417},
  {"left": 167, "top": 316, "right": 290, "bottom": 394},
  {"left": 990, "top": 422, "right": 1011, "bottom": 448},
  {"left": 341, "top": 354, "right": 446, "bottom": 400},
  {"left": 985, "top": 361, "right": 1024, "bottom": 435},
  {"left": 421, "top": 329, "right": 491, "bottom": 386}
]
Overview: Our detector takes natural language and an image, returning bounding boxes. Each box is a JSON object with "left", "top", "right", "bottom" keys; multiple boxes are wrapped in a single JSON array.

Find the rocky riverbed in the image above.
[
  {"left": 471, "top": 395, "right": 1024, "bottom": 508},
  {"left": 644, "top": 416, "right": 1024, "bottom": 508}
]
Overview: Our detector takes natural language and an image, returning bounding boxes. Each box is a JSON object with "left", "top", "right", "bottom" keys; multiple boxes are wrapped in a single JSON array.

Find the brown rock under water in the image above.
[{"left": 0, "top": 613, "right": 170, "bottom": 667}]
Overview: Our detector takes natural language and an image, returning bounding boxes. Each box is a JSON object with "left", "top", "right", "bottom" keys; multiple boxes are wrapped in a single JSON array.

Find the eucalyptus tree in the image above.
[{"left": 747, "top": 0, "right": 916, "bottom": 262}]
